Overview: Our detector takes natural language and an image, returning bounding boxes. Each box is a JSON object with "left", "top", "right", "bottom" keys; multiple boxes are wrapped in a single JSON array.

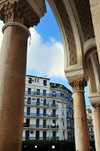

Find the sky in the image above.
[{"left": 0, "top": 1, "right": 90, "bottom": 106}]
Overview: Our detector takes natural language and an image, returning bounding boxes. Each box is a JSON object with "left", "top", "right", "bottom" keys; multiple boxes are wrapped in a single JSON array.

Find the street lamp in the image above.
[
  {"left": 52, "top": 145, "right": 55, "bottom": 149},
  {"left": 34, "top": 145, "right": 37, "bottom": 149}
]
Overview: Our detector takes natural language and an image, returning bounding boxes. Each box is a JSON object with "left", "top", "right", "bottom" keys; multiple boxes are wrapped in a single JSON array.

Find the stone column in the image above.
[
  {"left": 69, "top": 77, "right": 90, "bottom": 151},
  {"left": 0, "top": 22, "right": 30, "bottom": 151},
  {"left": 91, "top": 102, "right": 100, "bottom": 151},
  {"left": 0, "top": 1, "right": 43, "bottom": 151},
  {"left": 89, "top": 0, "right": 100, "bottom": 63}
]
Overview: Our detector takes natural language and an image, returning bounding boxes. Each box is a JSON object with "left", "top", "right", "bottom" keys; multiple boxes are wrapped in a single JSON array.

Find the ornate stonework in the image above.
[
  {"left": 0, "top": 0, "right": 40, "bottom": 28},
  {"left": 91, "top": 102, "right": 100, "bottom": 110},
  {"left": 87, "top": 57, "right": 97, "bottom": 93},
  {"left": 74, "top": 0, "right": 95, "bottom": 42},
  {"left": 68, "top": 77, "right": 87, "bottom": 91},
  {"left": 53, "top": 0, "right": 77, "bottom": 65}
]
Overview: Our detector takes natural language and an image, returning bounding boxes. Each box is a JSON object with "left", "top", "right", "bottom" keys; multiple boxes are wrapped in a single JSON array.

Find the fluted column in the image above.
[
  {"left": 91, "top": 102, "right": 100, "bottom": 151},
  {"left": 0, "top": 0, "right": 44, "bottom": 151},
  {"left": 89, "top": 0, "right": 100, "bottom": 63},
  {"left": 69, "top": 77, "right": 90, "bottom": 151}
]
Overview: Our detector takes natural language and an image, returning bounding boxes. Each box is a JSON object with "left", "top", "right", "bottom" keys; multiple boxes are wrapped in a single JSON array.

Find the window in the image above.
[
  {"left": 43, "top": 90, "right": 46, "bottom": 96},
  {"left": 37, "top": 79, "right": 39, "bottom": 83},
  {"left": 43, "top": 99, "right": 46, "bottom": 105},
  {"left": 28, "top": 88, "right": 31, "bottom": 94},
  {"left": 63, "top": 121, "right": 64, "bottom": 126},
  {"left": 43, "top": 120, "right": 46, "bottom": 128},
  {"left": 37, "top": 108, "right": 40, "bottom": 116},
  {"left": 27, "top": 107, "right": 30, "bottom": 115},
  {"left": 37, "top": 98, "right": 40, "bottom": 105},
  {"left": 28, "top": 78, "right": 32, "bottom": 84},
  {"left": 36, "top": 119, "right": 39, "bottom": 127},
  {"left": 43, "top": 109, "right": 46, "bottom": 116},
  {"left": 27, "top": 97, "right": 31, "bottom": 104},
  {"left": 37, "top": 89, "right": 40, "bottom": 95},
  {"left": 43, "top": 80, "right": 47, "bottom": 86}
]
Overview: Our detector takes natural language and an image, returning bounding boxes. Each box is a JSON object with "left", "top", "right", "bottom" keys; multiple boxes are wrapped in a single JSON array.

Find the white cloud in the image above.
[
  {"left": 27, "top": 27, "right": 65, "bottom": 79},
  {"left": 0, "top": 22, "right": 65, "bottom": 79}
]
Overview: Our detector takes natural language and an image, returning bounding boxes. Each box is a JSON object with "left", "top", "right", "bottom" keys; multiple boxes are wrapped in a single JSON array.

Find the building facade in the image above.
[
  {"left": 22, "top": 75, "right": 74, "bottom": 141},
  {"left": 86, "top": 106, "right": 94, "bottom": 141}
]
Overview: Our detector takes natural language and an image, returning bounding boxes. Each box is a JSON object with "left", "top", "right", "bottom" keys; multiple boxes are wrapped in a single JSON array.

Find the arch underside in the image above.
[{"left": 48, "top": 0, "right": 95, "bottom": 77}]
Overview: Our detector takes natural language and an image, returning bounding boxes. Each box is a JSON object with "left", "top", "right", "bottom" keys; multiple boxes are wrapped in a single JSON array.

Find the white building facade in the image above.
[
  {"left": 22, "top": 75, "right": 74, "bottom": 141},
  {"left": 86, "top": 106, "right": 94, "bottom": 141}
]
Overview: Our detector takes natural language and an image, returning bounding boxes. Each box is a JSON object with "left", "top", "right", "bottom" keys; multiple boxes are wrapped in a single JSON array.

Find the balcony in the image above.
[
  {"left": 67, "top": 116, "right": 74, "bottom": 121},
  {"left": 22, "top": 137, "right": 49, "bottom": 141},
  {"left": 24, "top": 112, "right": 49, "bottom": 117},
  {"left": 51, "top": 114, "right": 58, "bottom": 118},
  {"left": 51, "top": 104, "right": 58, "bottom": 107},
  {"left": 24, "top": 101, "right": 49, "bottom": 107},
  {"left": 67, "top": 127, "right": 74, "bottom": 131},
  {"left": 51, "top": 125, "right": 59, "bottom": 128},
  {"left": 66, "top": 106, "right": 73, "bottom": 112},
  {"left": 25, "top": 91, "right": 73, "bottom": 103},
  {"left": 23, "top": 124, "right": 49, "bottom": 129}
]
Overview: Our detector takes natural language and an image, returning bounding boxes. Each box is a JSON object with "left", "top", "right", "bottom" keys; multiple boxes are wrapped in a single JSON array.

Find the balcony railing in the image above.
[
  {"left": 24, "top": 101, "right": 49, "bottom": 107},
  {"left": 25, "top": 91, "right": 73, "bottom": 103},
  {"left": 22, "top": 137, "right": 49, "bottom": 141},
  {"left": 24, "top": 112, "right": 58, "bottom": 118},
  {"left": 51, "top": 104, "right": 58, "bottom": 107},
  {"left": 67, "top": 127, "right": 74, "bottom": 131},
  {"left": 67, "top": 116, "right": 74, "bottom": 121},
  {"left": 66, "top": 106, "right": 73, "bottom": 112},
  {"left": 51, "top": 125, "right": 59, "bottom": 128},
  {"left": 24, "top": 112, "right": 49, "bottom": 117},
  {"left": 51, "top": 114, "right": 58, "bottom": 118},
  {"left": 23, "top": 124, "right": 49, "bottom": 128}
]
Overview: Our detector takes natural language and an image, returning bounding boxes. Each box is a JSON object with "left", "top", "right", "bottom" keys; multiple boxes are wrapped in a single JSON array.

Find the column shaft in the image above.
[
  {"left": 0, "top": 22, "right": 30, "bottom": 151},
  {"left": 92, "top": 106, "right": 100, "bottom": 151},
  {"left": 73, "top": 90, "right": 90, "bottom": 151}
]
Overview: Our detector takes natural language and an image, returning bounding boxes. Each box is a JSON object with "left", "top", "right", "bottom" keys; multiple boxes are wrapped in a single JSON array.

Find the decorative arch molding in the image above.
[
  {"left": 47, "top": 0, "right": 84, "bottom": 70},
  {"left": 87, "top": 57, "right": 97, "bottom": 94},
  {"left": 84, "top": 38, "right": 96, "bottom": 55},
  {"left": 86, "top": 50, "right": 100, "bottom": 95},
  {"left": 63, "top": 0, "right": 83, "bottom": 67}
]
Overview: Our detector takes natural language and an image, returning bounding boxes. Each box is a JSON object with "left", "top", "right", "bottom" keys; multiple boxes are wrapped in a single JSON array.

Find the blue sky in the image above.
[
  {"left": 26, "top": 1, "right": 90, "bottom": 106},
  {"left": 0, "top": 1, "right": 90, "bottom": 106}
]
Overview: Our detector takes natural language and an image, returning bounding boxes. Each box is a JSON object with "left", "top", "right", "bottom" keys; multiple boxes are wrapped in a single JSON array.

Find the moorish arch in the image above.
[
  {"left": 85, "top": 46, "right": 100, "bottom": 151},
  {"left": 0, "top": 0, "right": 99, "bottom": 151}
]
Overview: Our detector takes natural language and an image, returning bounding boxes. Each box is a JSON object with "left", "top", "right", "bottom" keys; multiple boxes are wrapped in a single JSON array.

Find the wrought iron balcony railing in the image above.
[
  {"left": 66, "top": 106, "right": 73, "bottom": 112},
  {"left": 24, "top": 101, "right": 49, "bottom": 106},
  {"left": 25, "top": 91, "right": 73, "bottom": 103},
  {"left": 67, "top": 116, "right": 74, "bottom": 121},
  {"left": 24, "top": 112, "right": 58, "bottom": 118}
]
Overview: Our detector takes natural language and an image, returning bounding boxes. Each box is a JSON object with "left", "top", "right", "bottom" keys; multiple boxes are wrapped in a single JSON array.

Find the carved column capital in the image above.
[
  {"left": 68, "top": 77, "right": 87, "bottom": 91},
  {"left": 91, "top": 102, "right": 100, "bottom": 110},
  {"left": 0, "top": 0, "right": 40, "bottom": 28}
]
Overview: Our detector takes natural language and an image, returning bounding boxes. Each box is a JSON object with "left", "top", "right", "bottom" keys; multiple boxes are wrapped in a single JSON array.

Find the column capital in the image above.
[
  {"left": 91, "top": 102, "right": 100, "bottom": 110},
  {"left": 68, "top": 77, "right": 87, "bottom": 91},
  {"left": 0, "top": 0, "right": 40, "bottom": 28}
]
